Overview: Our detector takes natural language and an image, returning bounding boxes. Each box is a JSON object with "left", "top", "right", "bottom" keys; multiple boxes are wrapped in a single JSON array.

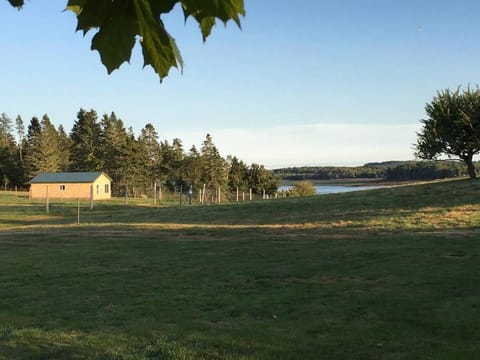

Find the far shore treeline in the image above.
[
  {"left": 274, "top": 160, "right": 477, "bottom": 182},
  {"left": 0, "top": 110, "right": 279, "bottom": 197}
]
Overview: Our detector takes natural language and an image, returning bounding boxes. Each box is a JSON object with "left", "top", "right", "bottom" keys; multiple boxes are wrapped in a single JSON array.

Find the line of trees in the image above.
[
  {"left": 274, "top": 161, "right": 474, "bottom": 182},
  {"left": 0, "top": 110, "right": 279, "bottom": 197}
]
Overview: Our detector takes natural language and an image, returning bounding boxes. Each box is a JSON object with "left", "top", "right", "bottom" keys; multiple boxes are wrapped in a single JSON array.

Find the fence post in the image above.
[
  {"left": 153, "top": 182, "right": 157, "bottom": 205},
  {"left": 77, "top": 198, "right": 80, "bottom": 225},
  {"left": 249, "top": 188, "right": 252, "bottom": 201},
  {"left": 90, "top": 185, "right": 94, "bottom": 210},
  {"left": 46, "top": 185, "right": 49, "bottom": 214}
]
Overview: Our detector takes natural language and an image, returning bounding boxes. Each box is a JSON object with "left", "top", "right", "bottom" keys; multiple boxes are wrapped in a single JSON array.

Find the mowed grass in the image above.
[{"left": 0, "top": 179, "right": 479, "bottom": 359}]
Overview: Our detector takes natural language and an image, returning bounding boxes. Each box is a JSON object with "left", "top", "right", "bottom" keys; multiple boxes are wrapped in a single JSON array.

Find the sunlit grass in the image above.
[{"left": 0, "top": 179, "right": 479, "bottom": 359}]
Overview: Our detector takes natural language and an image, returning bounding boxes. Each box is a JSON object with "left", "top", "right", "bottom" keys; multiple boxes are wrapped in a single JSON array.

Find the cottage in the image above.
[{"left": 29, "top": 172, "right": 112, "bottom": 200}]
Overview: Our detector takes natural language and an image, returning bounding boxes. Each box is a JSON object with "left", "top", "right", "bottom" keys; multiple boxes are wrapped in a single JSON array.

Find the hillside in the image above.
[{"left": 0, "top": 179, "right": 479, "bottom": 359}]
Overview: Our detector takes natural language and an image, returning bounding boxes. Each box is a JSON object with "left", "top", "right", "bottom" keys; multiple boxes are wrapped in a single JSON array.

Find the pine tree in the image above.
[
  {"left": 100, "top": 112, "right": 128, "bottom": 195},
  {"left": 70, "top": 109, "right": 103, "bottom": 171},
  {"left": 227, "top": 156, "right": 249, "bottom": 193},
  {"left": 200, "top": 133, "right": 227, "bottom": 192},
  {"left": 35, "top": 115, "right": 61, "bottom": 173},
  {"left": 138, "top": 123, "right": 161, "bottom": 184},
  {"left": 15, "top": 115, "right": 25, "bottom": 163},
  {"left": 23, "top": 117, "right": 42, "bottom": 179},
  {"left": 57, "top": 125, "right": 72, "bottom": 171}
]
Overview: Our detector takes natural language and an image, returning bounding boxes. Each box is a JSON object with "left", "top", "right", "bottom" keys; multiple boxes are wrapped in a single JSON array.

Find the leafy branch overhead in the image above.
[{"left": 7, "top": 0, "right": 245, "bottom": 82}]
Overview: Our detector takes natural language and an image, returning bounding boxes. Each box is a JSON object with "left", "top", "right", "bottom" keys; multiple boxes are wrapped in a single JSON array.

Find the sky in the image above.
[{"left": 1, "top": 0, "right": 480, "bottom": 168}]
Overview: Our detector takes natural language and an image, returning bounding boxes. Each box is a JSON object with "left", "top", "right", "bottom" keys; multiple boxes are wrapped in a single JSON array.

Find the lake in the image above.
[{"left": 279, "top": 185, "right": 385, "bottom": 195}]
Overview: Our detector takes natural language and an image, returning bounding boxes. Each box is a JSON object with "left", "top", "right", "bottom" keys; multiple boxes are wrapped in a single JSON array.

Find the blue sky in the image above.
[{"left": 1, "top": 1, "right": 480, "bottom": 168}]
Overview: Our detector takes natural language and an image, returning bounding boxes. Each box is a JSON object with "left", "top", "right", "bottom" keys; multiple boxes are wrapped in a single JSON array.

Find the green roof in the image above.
[{"left": 30, "top": 172, "right": 111, "bottom": 184}]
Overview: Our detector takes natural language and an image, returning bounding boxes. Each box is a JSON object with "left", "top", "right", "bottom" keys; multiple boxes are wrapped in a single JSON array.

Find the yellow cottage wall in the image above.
[{"left": 30, "top": 174, "right": 111, "bottom": 200}]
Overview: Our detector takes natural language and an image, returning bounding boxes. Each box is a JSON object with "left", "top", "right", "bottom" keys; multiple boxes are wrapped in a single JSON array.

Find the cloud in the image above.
[{"left": 164, "top": 123, "right": 421, "bottom": 169}]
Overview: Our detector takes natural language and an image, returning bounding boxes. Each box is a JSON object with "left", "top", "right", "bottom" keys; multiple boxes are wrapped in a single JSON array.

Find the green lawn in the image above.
[{"left": 0, "top": 179, "right": 479, "bottom": 359}]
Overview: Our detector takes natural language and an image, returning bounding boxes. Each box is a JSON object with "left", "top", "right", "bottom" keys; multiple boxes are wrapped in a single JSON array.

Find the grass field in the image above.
[{"left": 0, "top": 179, "right": 479, "bottom": 359}]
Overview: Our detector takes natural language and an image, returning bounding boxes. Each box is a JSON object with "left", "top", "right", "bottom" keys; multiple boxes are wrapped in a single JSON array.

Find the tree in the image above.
[
  {"left": 7, "top": 0, "right": 245, "bottom": 82},
  {"left": 247, "top": 163, "right": 278, "bottom": 195},
  {"left": 415, "top": 87, "right": 480, "bottom": 179},
  {"left": 200, "top": 133, "right": 227, "bottom": 192},
  {"left": 57, "top": 124, "right": 72, "bottom": 171},
  {"left": 15, "top": 115, "right": 25, "bottom": 163},
  {"left": 36, "top": 115, "right": 62, "bottom": 173},
  {"left": 70, "top": 109, "right": 103, "bottom": 171},
  {"left": 227, "top": 155, "right": 248, "bottom": 193},
  {"left": 23, "top": 116, "right": 42, "bottom": 179},
  {"left": 138, "top": 123, "right": 161, "bottom": 183}
]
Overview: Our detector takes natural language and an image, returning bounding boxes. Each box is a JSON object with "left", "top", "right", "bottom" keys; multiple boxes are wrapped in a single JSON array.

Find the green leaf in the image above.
[
  {"left": 199, "top": 17, "right": 216, "bottom": 41},
  {"left": 134, "top": 0, "right": 183, "bottom": 81},
  {"left": 74, "top": 0, "right": 113, "bottom": 35},
  {"left": 91, "top": 6, "right": 138, "bottom": 74},
  {"left": 7, "top": 0, "right": 24, "bottom": 8},
  {"left": 181, "top": 0, "right": 245, "bottom": 27},
  {"left": 147, "top": 0, "right": 178, "bottom": 16},
  {"left": 65, "top": 0, "right": 87, "bottom": 15}
]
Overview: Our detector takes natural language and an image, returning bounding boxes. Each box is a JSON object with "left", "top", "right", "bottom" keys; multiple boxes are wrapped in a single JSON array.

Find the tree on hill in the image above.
[
  {"left": 415, "top": 87, "right": 480, "bottom": 179},
  {"left": 7, "top": 0, "right": 245, "bottom": 82}
]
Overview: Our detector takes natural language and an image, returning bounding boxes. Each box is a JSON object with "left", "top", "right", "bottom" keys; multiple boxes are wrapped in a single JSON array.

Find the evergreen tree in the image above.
[
  {"left": 227, "top": 156, "right": 249, "bottom": 193},
  {"left": 200, "top": 133, "right": 227, "bottom": 192},
  {"left": 23, "top": 116, "right": 42, "bottom": 179},
  {"left": 35, "top": 114, "right": 61, "bottom": 173},
  {"left": 100, "top": 112, "right": 129, "bottom": 195},
  {"left": 70, "top": 108, "right": 103, "bottom": 171},
  {"left": 57, "top": 125, "right": 72, "bottom": 171},
  {"left": 0, "top": 113, "right": 19, "bottom": 188},
  {"left": 182, "top": 145, "right": 202, "bottom": 190},
  {"left": 138, "top": 123, "right": 161, "bottom": 184},
  {"left": 15, "top": 115, "right": 25, "bottom": 163},
  {"left": 0, "top": 113, "right": 15, "bottom": 149}
]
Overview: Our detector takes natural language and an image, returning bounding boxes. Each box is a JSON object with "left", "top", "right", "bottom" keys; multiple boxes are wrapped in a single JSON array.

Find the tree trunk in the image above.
[{"left": 464, "top": 154, "right": 477, "bottom": 179}]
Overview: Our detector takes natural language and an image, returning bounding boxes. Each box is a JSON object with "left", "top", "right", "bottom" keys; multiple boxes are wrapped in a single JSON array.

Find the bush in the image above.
[{"left": 291, "top": 181, "right": 317, "bottom": 197}]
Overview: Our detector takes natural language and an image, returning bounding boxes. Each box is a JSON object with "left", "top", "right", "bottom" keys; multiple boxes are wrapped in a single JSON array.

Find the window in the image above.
[
  {"left": 105, "top": 184, "right": 109, "bottom": 193},
  {"left": 59, "top": 184, "right": 66, "bottom": 191},
  {"left": 96, "top": 184, "right": 99, "bottom": 194}
]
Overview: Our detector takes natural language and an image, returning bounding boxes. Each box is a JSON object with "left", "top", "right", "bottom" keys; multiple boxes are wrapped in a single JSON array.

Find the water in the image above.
[{"left": 279, "top": 185, "right": 384, "bottom": 195}]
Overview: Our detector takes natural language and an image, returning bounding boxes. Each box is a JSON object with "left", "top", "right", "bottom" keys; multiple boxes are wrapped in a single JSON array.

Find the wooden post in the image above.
[
  {"left": 249, "top": 188, "right": 252, "bottom": 201},
  {"left": 46, "top": 185, "right": 49, "bottom": 214},
  {"left": 90, "top": 185, "right": 94, "bottom": 210},
  {"left": 199, "top": 188, "right": 202, "bottom": 203},
  {"left": 77, "top": 198, "right": 80, "bottom": 225},
  {"left": 153, "top": 182, "right": 157, "bottom": 205}
]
